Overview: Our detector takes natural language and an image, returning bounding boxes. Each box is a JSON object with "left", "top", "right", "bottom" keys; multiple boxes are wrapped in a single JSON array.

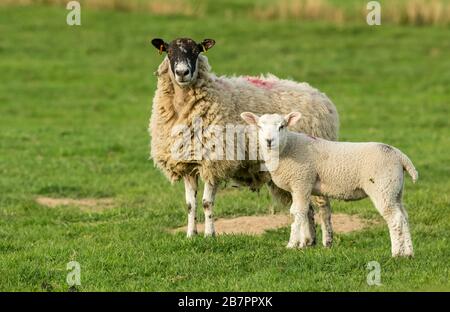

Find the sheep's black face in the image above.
[{"left": 151, "top": 38, "right": 215, "bottom": 87}]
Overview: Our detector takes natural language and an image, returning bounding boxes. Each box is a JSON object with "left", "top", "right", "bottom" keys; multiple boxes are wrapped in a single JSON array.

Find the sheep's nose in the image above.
[
  {"left": 266, "top": 139, "right": 274, "bottom": 148},
  {"left": 175, "top": 68, "right": 190, "bottom": 77}
]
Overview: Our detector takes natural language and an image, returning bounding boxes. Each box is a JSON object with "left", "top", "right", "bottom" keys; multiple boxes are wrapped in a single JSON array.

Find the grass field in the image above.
[{"left": 0, "top": 3, "right": 449, "bottom": 291}]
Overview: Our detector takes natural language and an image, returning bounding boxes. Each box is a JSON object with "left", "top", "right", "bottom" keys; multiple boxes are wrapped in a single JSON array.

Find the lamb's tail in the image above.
[{"left": 395, "top": 148, "right": 418, "bottom": 183}]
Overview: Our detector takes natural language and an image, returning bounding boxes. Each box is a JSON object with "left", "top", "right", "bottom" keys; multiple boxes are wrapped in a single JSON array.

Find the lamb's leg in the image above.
[
  {"left": 370, "top": 193, "right": 414, "bottom": 257},
  {"left": 202, "top": 181, "right": 218, "bottom": 237},
  {"left": 384, "top": 205, "right": 413, "bottom": 257},
  {"left": 268, "top": 181, "right": 316, "bottom": 245},
  {"left": 398, "top": 203, "right": 414, "bottom": 256},
  {"left": 313, "top": 196, "right": 333, "bottom": 247},
  {"left": 184, "top": 175, "right": 198, "bottom": 238},
  {"left": 287, "top": 193, "right": 314, "bottom": 248},
  {"left": 287, "top": 201, "right": 302, "bottom": 248},
  {"left": 307, "top": 204, "right": 316, "bottom": 246}
]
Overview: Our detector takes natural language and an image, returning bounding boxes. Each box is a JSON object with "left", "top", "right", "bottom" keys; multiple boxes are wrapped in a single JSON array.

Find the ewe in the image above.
[
  {"left": 149, "top": 37, "right": 339, "bottom": 240},
  {"left": 241, "top": 111, "right": 417, "bottom": 257}
]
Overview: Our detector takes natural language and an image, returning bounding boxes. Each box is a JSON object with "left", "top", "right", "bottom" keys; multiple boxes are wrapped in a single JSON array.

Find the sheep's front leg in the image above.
[
  {"left": 184, "top": 175, "right": 198, "bottom": 238},
  {"left": 287, "top": 203, "right": 302, "bottom": 248},
  {"left": 202, "top": 181, "right": 217, "bottom": 237},
  {"left": 287, "top": 193, "right": 314, "bottom": 248}
]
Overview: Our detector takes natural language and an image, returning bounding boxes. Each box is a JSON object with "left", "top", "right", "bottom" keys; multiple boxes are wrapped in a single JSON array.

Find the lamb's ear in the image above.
[
  {"left": 198, "top": 39, "right": 215, "bottom": 53},
  {"left": 151, "top": 38, "right": 168, "bottom": 54},
  {"left": 285, "top": 112, "right": 302, "bottom": 126},
  {"left": 240, "top": 112, "right": 259, "bottom": 125}
]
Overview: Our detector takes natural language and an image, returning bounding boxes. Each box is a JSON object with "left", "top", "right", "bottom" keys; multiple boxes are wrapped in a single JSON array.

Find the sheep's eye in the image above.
[{"left": 279, "top": 125, "right": 285, "bottom": 131}]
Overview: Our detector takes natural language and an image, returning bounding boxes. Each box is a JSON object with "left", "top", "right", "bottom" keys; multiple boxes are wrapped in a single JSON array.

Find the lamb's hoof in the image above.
[
  {"left": 186, "top": 230, "right": 198, "bottom": 238},
  {"left": 298, "top": 242, "right": 308, "bottom": 249},
  {"left": 392, "top": 251, "right": 414, "bottom": 258},
  {"left": 323, "top": 240, "right": 333, "bottom": 248},
  {"left": 286, "top": 241, "right": 299, "bottom": 249},
  {"left": 300, "top": 237, "right": 315, "bottom": 248},
  {"left": 204, "top": 231, "right": 216, "bottom": 238}
]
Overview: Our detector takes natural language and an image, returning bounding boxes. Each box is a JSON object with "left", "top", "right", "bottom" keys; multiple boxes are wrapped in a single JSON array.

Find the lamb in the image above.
[
  {"left": 149, "top": 37, "right": 339, "bottom": 241},
  {"left": 241, "top": 111, "right": 418, "bottom": 257}
]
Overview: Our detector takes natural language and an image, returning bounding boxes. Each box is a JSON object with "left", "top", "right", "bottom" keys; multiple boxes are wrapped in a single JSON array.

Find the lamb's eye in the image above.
[{"left": 279, "top": 125, "right": 285, "bottom": 131}]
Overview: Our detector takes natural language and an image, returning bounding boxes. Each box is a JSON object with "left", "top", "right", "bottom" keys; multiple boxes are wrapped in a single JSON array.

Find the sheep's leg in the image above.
[
  {"left": 384, "top": 204, "right": 413, "bottom": 257},
  {"left": 287, "top": 201, "right": 302, "bottom": 248},
  {"left": 299, "top": 201, "right": 315, "bottom": 248},
  {"left": 184, "top": 175, "right": 198, "bottom": 238},
  {"left": 268, "top": 181, "right": 316, "bottom": 245},
  {"left": 202, "top": 181, "right": 217, "bottom": 237},
  {"left": 307, "top": 204, "right": 316, "bottom": 246},
  {"left": 370, "top": 193, "right": 414, "bottom": 257},
  {"left": 398, "top": 203, "right": 414, "bottom": 256},
  {"left": 313, "top": 196, "right": 333, "bottom": 247},
  {"left": 385, "top": 199, "right": 413, "bottom": 257},
  {"left": 287, "top": 193, "right": 314, "bottom": 248}
]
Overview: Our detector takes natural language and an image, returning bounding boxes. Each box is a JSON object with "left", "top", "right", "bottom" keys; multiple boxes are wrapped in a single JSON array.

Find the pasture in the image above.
[{"left": 0, "top": 2, "right": 449, "bottom": 291}]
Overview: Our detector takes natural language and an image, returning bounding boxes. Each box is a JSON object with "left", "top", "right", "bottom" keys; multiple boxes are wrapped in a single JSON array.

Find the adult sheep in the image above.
[{"left": 149, "top": 37, "right": 339, "bottom": 244}]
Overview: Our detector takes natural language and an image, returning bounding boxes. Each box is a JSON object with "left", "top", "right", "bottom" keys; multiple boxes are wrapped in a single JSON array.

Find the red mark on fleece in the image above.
[{"left": 245, "top": 76, "right": 274, "bottom": 90}]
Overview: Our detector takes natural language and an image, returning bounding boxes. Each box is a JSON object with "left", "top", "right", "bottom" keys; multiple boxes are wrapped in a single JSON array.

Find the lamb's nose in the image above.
[
  {"left": 176, "top": 69, "right": 190, "bottom": 77},
  {"left": 266, "top": 139, "right": 273, "bottom": 148}
]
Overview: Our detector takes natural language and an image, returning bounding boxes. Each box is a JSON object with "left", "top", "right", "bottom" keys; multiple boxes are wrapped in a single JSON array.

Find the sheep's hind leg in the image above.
[
  {"left": 398, "top": 202, "right": 414, "bottom": 256},
  {"left": 313, "top": 196, "right": 333, "bottom": 247},
  {"left": 202, "top": 181, "right": 218, "bottom": 237},
  {"left": 384, "top": 203, "right": 413, "bottom": 257},
  {"left": 184, "top": 175, "right": 198, "bottom": 238},
  {"left": 370, "top": 191, "right": 414, "bottom": 257}
]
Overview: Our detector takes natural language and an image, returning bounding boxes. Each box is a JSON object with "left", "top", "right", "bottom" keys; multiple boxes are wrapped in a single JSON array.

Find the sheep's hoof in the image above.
[
  {"left": 204, "top": 231, "right": 216, "bottom": 238},
  {"left": 323, "top": 240, "right": 333, "bottom": 248},
  {"left": 300, "top": 237, "right": 315, "bottom": 248},
  {"left": 186, "top": 230, "right": 198, "bottom": 238},
  {"left": 286, "top": 241, "right": 299, "bottom": 249},
  {"left": 392, "top": 251, "right": 414, "bottom": 258},
  {"left": 298, "top": 242, "right": 308, "bottom": 249}
]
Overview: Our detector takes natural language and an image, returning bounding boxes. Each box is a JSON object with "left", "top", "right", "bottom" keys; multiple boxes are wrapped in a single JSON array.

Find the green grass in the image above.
[{"left": 0, "top": 5, "right": 449, "bottom": 291}]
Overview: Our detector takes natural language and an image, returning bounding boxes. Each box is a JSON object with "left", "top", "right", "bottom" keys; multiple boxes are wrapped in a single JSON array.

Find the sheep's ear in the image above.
[
  {"left": 198, "top": 39, "right": 215, "bottom": 53},
  {"left": 151, "top": 38, "right": 168, "bottom": 54},
  {"left": 285, "top": 112, "right": 302, "bottom": 126},
  {"left": 240, "top": 112, "right": 259, "bottom": 125}
]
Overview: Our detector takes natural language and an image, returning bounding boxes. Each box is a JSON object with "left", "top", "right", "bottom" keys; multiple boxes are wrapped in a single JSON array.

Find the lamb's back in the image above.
[{"left": 310, "top": 140, "right": 392, "bottom": 199}]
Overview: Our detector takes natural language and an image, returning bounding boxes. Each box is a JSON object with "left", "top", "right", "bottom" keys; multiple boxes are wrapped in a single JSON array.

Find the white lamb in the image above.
[{"left": 241, "top": 111, "right": 418, "bottom": 257}]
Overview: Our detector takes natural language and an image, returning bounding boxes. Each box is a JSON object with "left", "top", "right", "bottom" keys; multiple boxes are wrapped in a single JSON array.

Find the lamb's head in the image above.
[
  {"left": 151, "top": 37, "right": 215, "bottom": 87},
  {"left": 241, "top": 112, "right": 302, "bottom": 153}
]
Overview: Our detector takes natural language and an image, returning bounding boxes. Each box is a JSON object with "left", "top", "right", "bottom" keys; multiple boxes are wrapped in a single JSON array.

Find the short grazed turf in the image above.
[{"left": 0, "top": 4, "right": 448, "bottom": 291}]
